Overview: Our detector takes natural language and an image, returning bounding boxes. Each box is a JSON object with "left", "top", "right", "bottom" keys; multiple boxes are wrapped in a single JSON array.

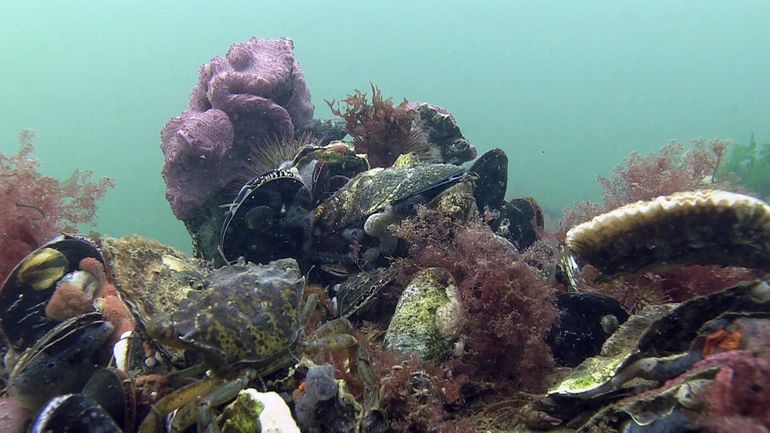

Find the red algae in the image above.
[
  {"left": 0, "top": 130, "right": 113, "bottom": 281},
  {"left": 327, "top": 83, "right": 423, "bottom": 168},
  {"left": 397, "top": 206, "right": 558, "bottom": 389}
]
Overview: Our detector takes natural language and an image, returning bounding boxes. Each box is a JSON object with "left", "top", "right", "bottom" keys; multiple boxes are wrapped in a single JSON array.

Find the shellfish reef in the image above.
[{"left": 1, "top": 37, "right": 770, "bottom": 433}]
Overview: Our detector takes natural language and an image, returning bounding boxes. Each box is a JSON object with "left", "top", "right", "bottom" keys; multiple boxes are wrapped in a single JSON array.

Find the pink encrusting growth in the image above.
[
  {"left": 0, "top": 130, "right": 113, "bottom": 282},
  {"left": 44, "top": 257, "right": 134, "bottom": 344},
  {"left": 78, "top": 257, "right": 134, "bottom": 343},
  {"left": 44, "top": 280, "right": 93, "bottom": 321}
]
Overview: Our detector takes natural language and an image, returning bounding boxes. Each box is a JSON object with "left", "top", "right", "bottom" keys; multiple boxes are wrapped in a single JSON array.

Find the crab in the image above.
[{"left": 137, "top": 258, "right": 375, "bottom": 433}]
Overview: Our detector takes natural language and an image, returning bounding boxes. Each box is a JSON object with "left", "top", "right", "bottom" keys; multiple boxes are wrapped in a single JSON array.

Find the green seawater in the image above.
[{"left": 2, "top": 1, "right": 769, "bottom": 254}]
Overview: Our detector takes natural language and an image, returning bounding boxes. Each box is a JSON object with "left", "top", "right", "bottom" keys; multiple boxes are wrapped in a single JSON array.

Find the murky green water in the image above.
[{"left": 2, "top": 1, "right": 769, "bottom": 252}]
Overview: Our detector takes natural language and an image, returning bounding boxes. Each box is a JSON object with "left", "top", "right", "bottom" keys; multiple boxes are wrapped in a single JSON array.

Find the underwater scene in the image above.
[{"left": 1, "top": 2, "right": 770, "bottom": 432}]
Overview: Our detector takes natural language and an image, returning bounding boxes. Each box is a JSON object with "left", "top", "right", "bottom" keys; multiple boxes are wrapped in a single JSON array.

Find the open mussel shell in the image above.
[
  {"left": 0, "top": 235, "right": 103, "bottom": 352},
  {"left": 547, "top": 292, "right": 629, "bottom": 367},
  {"left": 220, "top": 169, "right": 313, "bottom": 266},
  {"left": 291, "top": 143, "right": 369, "bottom": 205},
  {"left": 83, "top": 368, "right": 136, "bottom": 433},
  {"left": 468, "top": 148, "right": 508, "bottom": 212},
  {"left": 31, "top": 394, "right": 121, "bottom": 433},
  {"left": 8, "top": 312, "right": 114, "bottom": 411},
  {"left": 548, "top": 280, "right": 770, "bottom": 401},
  {"left": 488, "top": 197, "right": 544, "bottom": 250},
  {"left": 335, "top": 265, "right": 400, "bottom": 320}
]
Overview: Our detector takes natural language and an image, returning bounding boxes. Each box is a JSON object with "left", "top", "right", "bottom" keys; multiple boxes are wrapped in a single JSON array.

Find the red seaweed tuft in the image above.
[
  {"left": 326, "top": 83, "right": 422, "bottom": 168},
  {"left": 396, "top": 206, "right": 558, "bottom": 389},
  {"left": 0, "top": 130, "right": 113, "bottom": 281},
  {"left": 561, "top": 138, "right": 735, "bottom": 236}
]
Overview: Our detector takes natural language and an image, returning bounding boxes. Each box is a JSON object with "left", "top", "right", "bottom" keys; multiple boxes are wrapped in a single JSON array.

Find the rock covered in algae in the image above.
[
  {"left": 384, "top": 267, "right": 463, "bottom": 361},
  {"left": 218, "top": 388, "right": 264, "bottom": 433},
  {"left": 566, "top": 190, "right": 770, "bottom": 277}
]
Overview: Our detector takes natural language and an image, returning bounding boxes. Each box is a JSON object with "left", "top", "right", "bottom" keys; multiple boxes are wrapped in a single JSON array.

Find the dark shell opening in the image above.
[{"left": 220, "top": 170, "right": 313, "bottom": 266}]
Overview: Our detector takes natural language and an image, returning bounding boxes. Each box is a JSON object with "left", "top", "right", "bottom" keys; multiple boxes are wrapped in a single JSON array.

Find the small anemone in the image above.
[
  {"left": 243, "top": 133, "right": 317, "bottom": 177},
  {"left": 225, "top": 133, "right": 318, "bottom": 198},
  {"left": 403, "top": 127, "right": 437, "bottom": 163}
]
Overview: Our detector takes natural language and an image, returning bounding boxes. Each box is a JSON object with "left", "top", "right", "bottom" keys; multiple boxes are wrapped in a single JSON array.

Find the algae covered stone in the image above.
[{"left": 384, "top": 267, "right": 463, "bottom": 361}]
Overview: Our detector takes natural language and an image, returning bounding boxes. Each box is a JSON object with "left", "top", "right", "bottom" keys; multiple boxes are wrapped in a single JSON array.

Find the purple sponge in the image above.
[{"left": 161, "top": 37, "right": 314, "bottom": 220}]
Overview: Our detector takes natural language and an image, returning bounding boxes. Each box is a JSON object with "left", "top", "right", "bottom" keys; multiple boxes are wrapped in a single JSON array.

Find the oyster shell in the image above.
[
  {"left": 542, "top": 280, "right": 770, "bottom": 430},
  {"left": 100, "top": 235, "right": 208, "bottom": 366},
  {"left": 549, "top": 281, "right": 770, "bottom": 400},
  {"left": 314, "top": 162, "right": 467, "bottom": 233}
]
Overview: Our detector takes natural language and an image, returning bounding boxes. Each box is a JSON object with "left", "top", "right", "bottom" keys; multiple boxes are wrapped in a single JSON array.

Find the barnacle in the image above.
[{"left": 566, "top": 190, "right": 770, "bottom": 277}]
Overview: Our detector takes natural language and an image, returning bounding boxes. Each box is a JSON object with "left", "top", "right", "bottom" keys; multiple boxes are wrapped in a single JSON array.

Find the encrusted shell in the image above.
[
  {"left": 566, "top": 190, "right": 770, "bottom": 277},
  {"left": 290, "top": 143, "right": 369, "bottom": 205},
  {"left": 100, "top": 235, "right": 207, "bottom": 365},
  {"left": 335, "top": 265, "right": 399, "bottom": 319},
  {"left": 549, "top": 280, "right": 770, "bottom": 399},
  {"left": 315, "top": 163, "right": 467, "bottom": 232},
  {"left": 549, "top": 304, "right": 674, "bottom": 397}
]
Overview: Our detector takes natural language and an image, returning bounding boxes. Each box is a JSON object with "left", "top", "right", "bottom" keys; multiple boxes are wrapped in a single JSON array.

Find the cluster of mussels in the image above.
[
  {"left": 0, "top": 118, "right": 545, "bottom": 432},
  {"left": 4, "top": 151, "right": 770, "bottom": 433}
]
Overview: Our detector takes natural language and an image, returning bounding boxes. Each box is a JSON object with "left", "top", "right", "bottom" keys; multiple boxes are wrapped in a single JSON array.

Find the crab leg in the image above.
[
  {"left": 138, "top": 378, "right": 218, "bottom": 433},
  {"left": 178, "top": 377, "right": 249, "bottom": 433},
  {"left": 305, "top": 318, "right": 377, "bottom": 403}
]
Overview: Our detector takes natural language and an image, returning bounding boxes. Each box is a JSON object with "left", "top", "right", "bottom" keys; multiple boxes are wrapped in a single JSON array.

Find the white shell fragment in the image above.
[
  {"left": 112, "top": 330, "right": 132, "bottom": 372},
  {"left": 246, "top": 390, "right": 300, "bottom": 433}
]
